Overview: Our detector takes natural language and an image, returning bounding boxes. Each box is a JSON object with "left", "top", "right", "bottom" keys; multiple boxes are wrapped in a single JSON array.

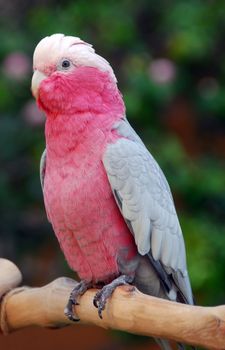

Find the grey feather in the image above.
[
  {"left": 40, "top": 149, "right": 47, "bottom": 190},
  {"left": 155, "top": 338, "right": 174, "bottom": 350},
  {"left": 103, "top": 118, "right": 193, "bottom": 305}
]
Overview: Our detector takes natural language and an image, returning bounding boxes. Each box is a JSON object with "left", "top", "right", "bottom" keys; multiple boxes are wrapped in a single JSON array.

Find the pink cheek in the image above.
[
  {"left": 38, "top": 75, "right": 70, "bottom": 113},
  {"left": 37, "top": 79, "right": 55, "bottom": 111},
  {"left": 41, "top": 81, "right": 52, "bottom": 94},
  {"left": 39, "top": 76, "right": 60, "bottom": 100}
]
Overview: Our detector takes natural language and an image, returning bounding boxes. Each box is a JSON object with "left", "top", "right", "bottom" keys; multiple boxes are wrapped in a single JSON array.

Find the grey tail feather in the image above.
[
  {"left": 147, "top": 253, "right": 173, "bottom": 293},
  {"left": 147, "top": 253, "right": 193, "bottom": 306},
  {"left": 157, "top": 339, "right": 197, "bottom": 350},
  {"left": 155, "top": 338, "right": 173, "bottom": 350},
  {"left": 148, "top": 253, "right": 197, "bottom": 350},
  {"left": 178, "top": 343, "right": 197, "bottom": 350},
  {"left": 178, "top": 343, "right": 185, "bottom": 350}
]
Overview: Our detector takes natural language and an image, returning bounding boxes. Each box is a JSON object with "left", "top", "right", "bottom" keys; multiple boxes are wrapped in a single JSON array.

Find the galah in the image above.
[{"left": 31, "top": 34, "right": 193, "bottom": 346}]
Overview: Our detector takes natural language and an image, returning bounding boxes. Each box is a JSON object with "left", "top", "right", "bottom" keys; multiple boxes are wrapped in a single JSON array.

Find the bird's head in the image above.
[{"left": 31, "top": 34, "right": 122, "bottom": 116}]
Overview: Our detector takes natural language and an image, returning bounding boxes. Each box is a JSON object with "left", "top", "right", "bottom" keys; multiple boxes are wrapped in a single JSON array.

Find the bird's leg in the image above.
[
  {"left": 64, "top": 280, "right": 92, "bottom": 321},
  {"left": 93, "top": 274, "right": 134, "bottom": 319}
]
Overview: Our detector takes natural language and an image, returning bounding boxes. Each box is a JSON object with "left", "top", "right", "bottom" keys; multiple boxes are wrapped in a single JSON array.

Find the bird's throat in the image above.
[{"left": 39, "top": 67, "right": 125, "bottom": 117}]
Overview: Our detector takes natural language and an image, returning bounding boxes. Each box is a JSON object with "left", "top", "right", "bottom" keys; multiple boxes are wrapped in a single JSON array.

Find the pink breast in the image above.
[{"left": 43, "top": 132, "right": 137, "bottom": 283}]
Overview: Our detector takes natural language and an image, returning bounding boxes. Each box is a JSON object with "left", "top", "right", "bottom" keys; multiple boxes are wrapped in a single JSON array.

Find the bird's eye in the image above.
[{"left": 60, "top": 59, "right": 71, "bottom": 70}]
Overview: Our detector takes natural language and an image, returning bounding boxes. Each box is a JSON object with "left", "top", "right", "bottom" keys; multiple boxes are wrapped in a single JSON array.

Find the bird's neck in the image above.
[
  {"left": 39, "top": 67, "right": 125, "bottom": 117},
  {"left": 43, "top": 67, "right": 125, "bottom": 159},
  {"left": 45, "top": 110, "right": 122, "bottom": 159}
]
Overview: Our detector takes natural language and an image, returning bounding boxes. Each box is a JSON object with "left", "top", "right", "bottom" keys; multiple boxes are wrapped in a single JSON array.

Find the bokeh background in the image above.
[{"left": 1, "top": 0, "right": 225, "bottom": 349}]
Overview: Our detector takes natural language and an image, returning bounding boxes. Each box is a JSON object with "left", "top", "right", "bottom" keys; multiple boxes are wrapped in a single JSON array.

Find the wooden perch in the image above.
[{"left": 0, "top": 259, "right": 225, "bottom": 349}]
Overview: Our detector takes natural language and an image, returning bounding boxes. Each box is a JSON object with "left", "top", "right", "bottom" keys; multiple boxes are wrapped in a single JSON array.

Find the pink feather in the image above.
[{"left": 39, "top": 66, "right": 137, "bottom": 283}]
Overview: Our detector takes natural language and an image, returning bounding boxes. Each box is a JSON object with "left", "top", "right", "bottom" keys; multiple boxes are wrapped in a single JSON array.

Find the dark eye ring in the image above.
[{"left": 61, "top": 59, "right": 71, "bottom": 69}]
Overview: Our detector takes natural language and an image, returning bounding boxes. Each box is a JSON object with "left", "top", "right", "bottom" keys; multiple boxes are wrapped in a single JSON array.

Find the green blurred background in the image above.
[{"left": 0, "top": 0, "right": 225, "bottom": 349}]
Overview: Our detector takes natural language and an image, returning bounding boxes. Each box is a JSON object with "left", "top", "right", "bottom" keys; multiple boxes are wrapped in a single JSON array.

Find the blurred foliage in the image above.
[{"left": 0, "top": 0, "right": 225, "bottom": 310}]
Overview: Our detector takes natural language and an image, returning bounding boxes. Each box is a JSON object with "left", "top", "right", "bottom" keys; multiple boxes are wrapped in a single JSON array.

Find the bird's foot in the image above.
[
  {"left": 64, "top": 280, "right": 91, "bottom": 321},
  {"left": 93, "top": 274, "right": 133, "bottom": 319}
]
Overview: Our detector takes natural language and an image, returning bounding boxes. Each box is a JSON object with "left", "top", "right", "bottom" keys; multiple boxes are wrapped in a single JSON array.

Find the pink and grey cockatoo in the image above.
[{"left": 31, "top": 34, "right": 193, "bottom": 335}]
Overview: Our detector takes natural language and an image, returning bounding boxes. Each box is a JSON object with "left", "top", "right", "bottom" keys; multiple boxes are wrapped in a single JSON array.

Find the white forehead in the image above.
[{"left": 33, "top": 33, "right": 116, "bottom": 82}]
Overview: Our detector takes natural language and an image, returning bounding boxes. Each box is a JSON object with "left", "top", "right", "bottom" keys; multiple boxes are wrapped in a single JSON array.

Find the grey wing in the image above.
[
  {"left": 40, "top": 148, "right": 52, "bottom": 224},
  {"left": 103, "top": 119, "right": 193, "bottom": 304},
  {"left": 40, "top": 149, "right": 46, "bottom": 190}
]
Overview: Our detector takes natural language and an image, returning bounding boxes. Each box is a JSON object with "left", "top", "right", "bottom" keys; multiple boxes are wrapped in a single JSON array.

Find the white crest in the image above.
[{"left": 33, "top": 33, "right": 117, "bottom": 82}]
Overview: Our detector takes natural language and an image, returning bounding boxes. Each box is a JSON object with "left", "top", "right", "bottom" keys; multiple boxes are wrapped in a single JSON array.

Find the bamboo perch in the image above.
[{"left": 1, "top": 259, "right": 225, "bottom": 349}]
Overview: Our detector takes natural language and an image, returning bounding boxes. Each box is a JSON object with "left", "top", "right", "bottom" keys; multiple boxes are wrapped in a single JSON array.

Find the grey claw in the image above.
[
  {"left": 98, "top": 305, "right": 104, "bottom": 319},
  {"left": 93, "top": 290, "right": 107, "bottom": 319},
  {"left": 64, "top": 307, "right": 80, "bottom": 322},
  {"left": 65, "top": 281, "right": 91, "bottom": 322},
  {"left": 93, "top": 275, "right": 134, "bottom": 320},
  {"left": 93, "top": 296, "right": 99, "bottom": 308}
]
